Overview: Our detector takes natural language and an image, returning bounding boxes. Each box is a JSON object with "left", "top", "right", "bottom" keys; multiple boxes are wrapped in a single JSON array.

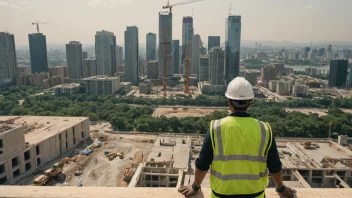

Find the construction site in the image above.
[
  {"left": 0, "top": 115, "right": 352, "bottom": 198},
  {"left": 152, "top": 106, "right": 229, "bottom": 118}
]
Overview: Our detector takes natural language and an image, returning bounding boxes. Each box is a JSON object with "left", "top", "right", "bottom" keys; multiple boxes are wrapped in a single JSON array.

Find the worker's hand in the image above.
[
  {"left": 178, "top": 185, "right": 198, "bottom": 197},
  {"left": 277, "top": 186, "right": 297, "bottom": 198}
]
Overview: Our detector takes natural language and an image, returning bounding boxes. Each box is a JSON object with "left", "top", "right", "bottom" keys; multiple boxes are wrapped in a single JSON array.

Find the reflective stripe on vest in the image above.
[
  {"left": 211, "top": 169, "right": 269, "bottom": 181},
  {"left": 212, "top": 120, "right": 268, "bottom": 165}
]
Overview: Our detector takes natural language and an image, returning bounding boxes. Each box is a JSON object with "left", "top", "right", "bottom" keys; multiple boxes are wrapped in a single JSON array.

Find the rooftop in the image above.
[
  {"left": 1, "top": 187, "right": 351, "bottom": 198},
  {"left": 0, "top": 124, "right": 14, "bottom": 133},
  {"left": 54, "top": 83, "right": 80, "bottom": 88},
  {"left": 82, "top": 75, "right": 119, "bottom": 80},
  {"left": 0, "top": 116, "right": 88, "bottom": 145}
]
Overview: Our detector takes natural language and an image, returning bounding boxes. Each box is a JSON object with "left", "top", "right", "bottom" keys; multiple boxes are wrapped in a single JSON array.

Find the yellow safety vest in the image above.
[{"left": 209, "top": 116, "right": 273, "bottom": 195}]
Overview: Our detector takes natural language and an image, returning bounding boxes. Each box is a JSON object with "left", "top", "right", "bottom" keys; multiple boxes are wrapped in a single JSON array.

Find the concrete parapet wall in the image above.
[{"left": 0, "top": 187, "right": 352, "bottom": 198}]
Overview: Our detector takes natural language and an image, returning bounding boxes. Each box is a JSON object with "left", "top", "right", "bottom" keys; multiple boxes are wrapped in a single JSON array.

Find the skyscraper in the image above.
[
  {"left": 146, "top": 33, "right": 156, "bottom": 61},
  {"left": 191, "top": 34, "right": 201, "bottom": 76},
  {"left": 28, "top": 33, "right": 48, "bottom": 73},
  {"left": 208, "top": 36, "right": 220, "bottom": 52},
  {"left": 0, "top": 32, "right": 18, "bottom": 83},
  {"left": 95, "top": 30, "right": 116, "bottom": 76},
  {"left": 209, "top": 47, "right": 225, "bottom": 85},
  {"left": 349, "top": 63, "right": 352, "bottom": 87},
  {"left": 173, "top": 40, "right": 180, "bottom": 74},
  {"left": 199, "top": 55, "right": 209, "bottom": 81},
  {"left": 82, "top": 51, "right": 88, "bottom": 60},
  {"left": 303, "top": 47, "right": 311, "bottom": 58},
  {"left": 329, "top": 60, "right": 348, "bottom": 87},
  {"left": 83, "top": 58, "right": 97, "bottom": 77},
  {"left": 182, "top": 17, "right": 194, "bottom": 64},
  {"left": 116, "top": 45, "right": 123, "bottom": 66},
  {"left": 124, "top": 26, "right": 139, "bottom": 85},
  {"left": 66, "top": 41, "right": 83, "bottom": 79},
  {"left": 225, "top": 15, "right": 241, "bottom": 84},
  {"left": 159, "top": 12, "right": 173, "bottom": 80}
]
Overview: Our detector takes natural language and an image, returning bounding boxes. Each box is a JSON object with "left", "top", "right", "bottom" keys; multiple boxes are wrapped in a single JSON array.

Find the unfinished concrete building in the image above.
[{"left": 0, "top": 116, "right": 89, "bottom": 184}]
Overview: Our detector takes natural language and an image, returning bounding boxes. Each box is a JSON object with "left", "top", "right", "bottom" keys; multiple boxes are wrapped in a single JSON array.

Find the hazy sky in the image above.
[{"left": 1, "top": 0, "right": 351, "bottom": 45}]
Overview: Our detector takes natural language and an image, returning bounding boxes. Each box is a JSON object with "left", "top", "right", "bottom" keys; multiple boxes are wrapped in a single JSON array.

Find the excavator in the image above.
[
  {"left": 32, "top": 157, "right": 76, "bottom": 186},
  {"left": 105, "top": 151, "right": 124, "bottom": 161}
]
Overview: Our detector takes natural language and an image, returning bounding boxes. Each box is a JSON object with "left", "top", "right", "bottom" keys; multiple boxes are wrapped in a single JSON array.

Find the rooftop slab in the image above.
[
  {"left": 0, "top": 116, "right": 88, "bottom": 145},
  {"left": 0, "top": 187, "right": 351, "bottom": 198}
]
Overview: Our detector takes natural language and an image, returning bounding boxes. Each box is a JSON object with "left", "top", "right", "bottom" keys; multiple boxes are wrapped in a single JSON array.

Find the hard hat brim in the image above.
[{"left": 225, "top": 93, "right": 254, "bottom": 100}]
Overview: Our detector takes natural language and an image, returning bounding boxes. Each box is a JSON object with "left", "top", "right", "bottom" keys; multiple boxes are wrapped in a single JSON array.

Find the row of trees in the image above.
[{"left": 1, "top": 86, "right": 352, "bottom": 137}]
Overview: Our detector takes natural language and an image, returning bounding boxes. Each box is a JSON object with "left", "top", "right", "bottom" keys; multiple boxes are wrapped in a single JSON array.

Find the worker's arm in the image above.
[
  {"left": 178, "top": 129, "right": 213, "bottom": 197},
  {"left": 267, "top": 138, "right": 296, "bottom": 197}
]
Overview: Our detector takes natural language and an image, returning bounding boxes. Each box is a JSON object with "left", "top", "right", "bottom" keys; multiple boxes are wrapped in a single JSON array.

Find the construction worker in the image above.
[{"left": 178, "top": 77, "right": 296, "bottom": 198}]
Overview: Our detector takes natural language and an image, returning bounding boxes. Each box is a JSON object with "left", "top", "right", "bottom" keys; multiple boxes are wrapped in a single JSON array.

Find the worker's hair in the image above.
[{"left": 229, "top": 99, "right": 252, "bottom": 111}]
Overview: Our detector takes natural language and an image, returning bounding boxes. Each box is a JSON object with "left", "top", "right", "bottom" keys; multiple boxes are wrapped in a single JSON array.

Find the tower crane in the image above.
[
  {"left": 31, "top": 21, "right": 47, "bottom": 33},
  {"left": 163, "top": 0, "right": 205, "bottom": 13}
]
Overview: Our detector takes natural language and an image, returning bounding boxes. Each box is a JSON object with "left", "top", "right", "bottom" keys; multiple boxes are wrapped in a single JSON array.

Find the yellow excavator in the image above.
[
  {"left": 32, "top": 157, "right": 76, "bottom": 186},
  {"left": 105, "top": 152, "right": 124, "bottom": 161}
]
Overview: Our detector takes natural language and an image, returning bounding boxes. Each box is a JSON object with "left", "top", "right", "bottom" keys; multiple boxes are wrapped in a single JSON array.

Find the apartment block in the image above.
[{"left": 83, "top": 76, "right": 121, "bottom": 95}]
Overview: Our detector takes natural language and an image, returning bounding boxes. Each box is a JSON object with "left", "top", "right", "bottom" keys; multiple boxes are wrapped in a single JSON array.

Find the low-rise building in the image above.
[
  {"left": 139, "top": 81, "right": 152, "bottom": 95},
  {"left": 0, "top": 116, "right": 89, "bottom": 185},
  {"left": 199, "top": 56, "right": 209, "bottom": 82},
  {"left": 53, "top": 83, "right": 80, "bottom": 96},
  {"left": 48, "top": 66, "right": 65, "bottom": 83},
  {"left": 293, "top": 84, "right": 309, "bottom": 96},
  {"left": 198, "top": 82, "right": 226, "bottom": 95},
  {"left": 17, "top": 66, "right": 31, "bottom": 76},
  {"left": 83, "top": 76, "right": 121, "bottom": 95},
  {"left": 121, "top": 82, "right": 132, "bottom": 92}
]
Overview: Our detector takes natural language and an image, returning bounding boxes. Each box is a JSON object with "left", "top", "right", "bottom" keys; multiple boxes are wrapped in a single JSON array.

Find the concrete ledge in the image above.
[{"left": 0, "top": 187, "right": 352, "bottom": 198}]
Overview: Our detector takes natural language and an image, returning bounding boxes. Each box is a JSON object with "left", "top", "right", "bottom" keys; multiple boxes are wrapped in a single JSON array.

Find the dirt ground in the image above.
[
  {"left": 153, "top": 107, "right": 229, "bottom": 118},
  {"left": 62, "top": 133, "right": 156, "bottom": 187},
  {"left": 284, "top": 108, "right": 328, "bottom": 117}
]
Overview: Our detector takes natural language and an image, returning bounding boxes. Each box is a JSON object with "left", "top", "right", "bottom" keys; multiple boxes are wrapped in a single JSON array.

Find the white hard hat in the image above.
[{"left": 225, "top": 77, "right": 254, "bottom": 100}]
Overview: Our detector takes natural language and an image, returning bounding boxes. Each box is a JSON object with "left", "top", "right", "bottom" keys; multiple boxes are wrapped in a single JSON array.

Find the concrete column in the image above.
[
  {"left": 343, "top": 171, "right": 350, "bottom": 183},
  {"left": 322, "top": 170, "right": 326, "bottom": 187},
  {"left": 308, "top": 170, "right": 313, "bottom": 184}
]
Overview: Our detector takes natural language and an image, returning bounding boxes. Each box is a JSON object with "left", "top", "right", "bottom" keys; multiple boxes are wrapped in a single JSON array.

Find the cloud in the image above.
[
  {"left": 0, "top": 1, "right": 25, "bottom": 11},
  {"left": 88, "top": 0, "right": 131, "bottom": 6},
  {"left": 304, "top": 5, "right": 314, "bottom": 9},
  {"left": 19, "top": 1, "right": 29, "bottom": 5}
]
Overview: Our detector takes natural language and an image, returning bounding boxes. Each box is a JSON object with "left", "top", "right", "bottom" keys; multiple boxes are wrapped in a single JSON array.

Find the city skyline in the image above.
[{"left": 1, "top": 0, "right": 352, "bottom": 46}]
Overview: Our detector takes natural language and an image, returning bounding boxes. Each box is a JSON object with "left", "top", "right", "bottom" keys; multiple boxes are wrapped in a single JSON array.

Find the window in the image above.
[
  {"left": 24, "top": 151, "right": 30, "bottom": 161},
  {"left": 0, "top": 164, "right": 5, "bottom": 174},
  {"left": 36, "top": 145, "right": 40, "bottom": 155},
  {"left": 81, "top": 131, "right": 84, "bottom": 139},
  {"left": 0, "top": 139, "right": 3, "bottom": 148},
  {"left": 25, "top": 162, "right": 31, "bottom": 171},
  {"left": 37, "top": 158, "right": 41, "bottom": 166},
  {"left": 12, "top": 169, "right": 20, "bottom": 178},
  {"left": 65, "top": 131, "right": 68, "bottom": 139},
  {"left": 12, "top": 157, "right": 19, "bottom": 168},
  {"left": 59, "top": 134, "right": 61, "bottom": 141},
  {"left": 66, "top": 141, "right": 68, "bottom": 149},
  {"left": 0, "top": 176, "right": 7, "bottom": 185},
  {"left": 73, "top": 137, "right": 76, "bottom": 145},
  {"left": 73, "top": 127, "right": 75, "bottom": 136}
]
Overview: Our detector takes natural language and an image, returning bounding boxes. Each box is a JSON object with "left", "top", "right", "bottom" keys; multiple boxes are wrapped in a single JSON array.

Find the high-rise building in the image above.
[
  {"left": 83, "top": 58, "right": 97, "bottom": 77},
  {"left": 82, "top": 51, "right": 88, "bottom": 60},
  {"left": 329, "top": 60, "right": 348, "bottom": 87},
  {"left": 147, "top": 61, "right": 159, "bottom": 80},
  {"left": 293, "top": 84, "right": 309, "bottom": 96},
  {"left": 199, "top": 55, "right": 209, "bottom": 82},
  {"left": 95, "top": 30, "right": 116, "bottom": 76},
  {"left": 209, "top": 47, "right": 225, "bottom": 85},
  {"left": 173, "top": 40, "right": 180, "bottom": 74},
  {"left": 191, "top": 34, "right": 201, "bottom": 76},
  {"left": 146, "top": 33, "right": 157, "bottom": 61},
  {"left": 182, "top": 17, "right": 194, "bottom": 64},
  {"left": 244, "top": 71, "right": 257, "bottom": 86},
  {"left": 319, "top": 48, "right": 326, "bottom": 56},
  {"left": 116, "top": 45, "right": 123, "bottom": 67},
  {"left": 0, "top": 32, "right": 18, "bottom": 83},
  {"left": 159, "top": 12, "right": 173, "bottom": 80},
  {"left": 28, "top": 33, "right": 48, "bottom": 73},
  {"left": 327, "top": 45, "right": 332, "bottom": 54},
  {"left": 124, "top": 26, "right": 139, "bottom": 84},
  {"left": 260, "top": 66, "right": 276, "bottom": 87},
  {"left": 208, "top": 36, "right": 220, "bottom": 52},
  {"left": 225, "top": 15, "right": 241, "bottom": 84},
  {"left": 66, "top": 41, "right": 83, "bottom": 79},
  {"left": 349, "top": 63, "right": 352, "bottom": 87},
  {"left": 303, "top": 47, "right": 310, "bottom": 58},
  {"left": 276, "top": 81, "right": 290, "bottom": 96}
]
